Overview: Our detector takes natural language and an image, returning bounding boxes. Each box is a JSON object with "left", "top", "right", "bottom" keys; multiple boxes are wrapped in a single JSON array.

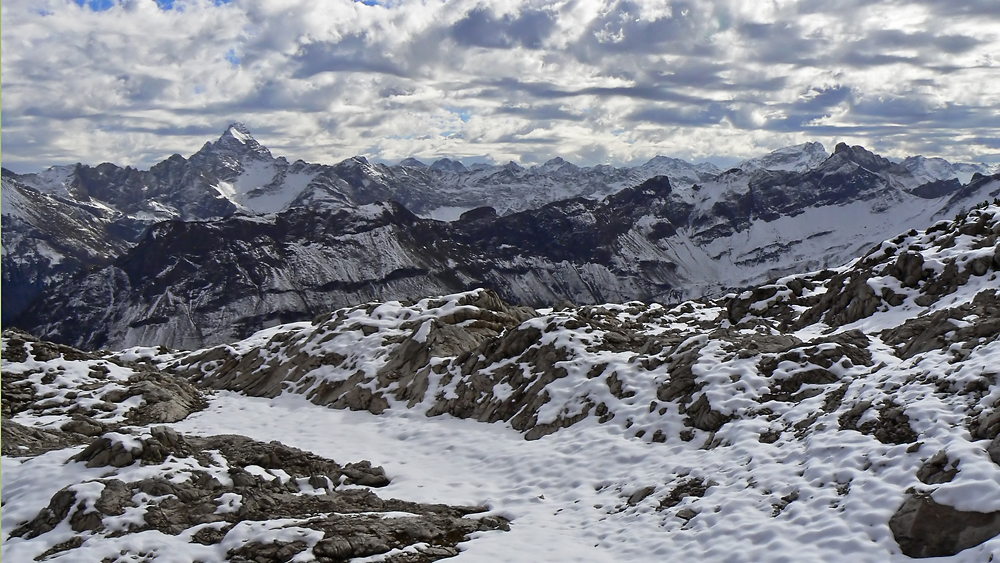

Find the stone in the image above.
[
  {"left": 11, "top": 429, "right": 508, "bottom": 560},
  {"left": 890, "top": 493, "right": 1000, "bottom": 557},
  {"left": 61, "top": 415, "right": 106, "bottom": 437},
  {"left": 676, "top": 508, "right": 699, "bottom": 520},
  {"left": 987, "top": 434, "right": 1000, "bottom": 466},
  {"left": 916, "top": 451, "right": 959, "bottom": 484},
  {"left": 627, "top": 486, "right": 656, "bottom": 506}
]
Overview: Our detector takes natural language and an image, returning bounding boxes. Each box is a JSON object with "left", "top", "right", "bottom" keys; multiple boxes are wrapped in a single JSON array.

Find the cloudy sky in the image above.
[{"left": 2, "top": 0, "right": 1000, "bottom": 173}]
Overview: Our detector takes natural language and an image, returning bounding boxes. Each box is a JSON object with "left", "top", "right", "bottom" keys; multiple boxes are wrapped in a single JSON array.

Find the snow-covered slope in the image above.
[
  {"left": 738, "top": 141, "right": 829, "bottom": 173},
  {"left": 5, "top": 204, "right": 1000, "bottom": 561}
]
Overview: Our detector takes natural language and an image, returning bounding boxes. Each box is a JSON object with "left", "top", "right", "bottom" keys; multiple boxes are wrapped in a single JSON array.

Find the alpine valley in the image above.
[{"left": 3, "top": 124, "right": 999, "bottom": 350}]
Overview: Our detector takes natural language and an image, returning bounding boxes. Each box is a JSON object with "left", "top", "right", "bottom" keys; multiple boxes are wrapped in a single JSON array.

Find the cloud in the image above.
[
  {"left": 2, "top": 0, "right": 1000, "bottom": 173},
  {"left": 451, "top": 6, "right": 556, "bottom": 49}
]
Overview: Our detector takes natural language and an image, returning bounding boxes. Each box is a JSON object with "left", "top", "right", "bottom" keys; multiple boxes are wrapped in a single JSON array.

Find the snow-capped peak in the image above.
[
  {"left": 398, "top": 157, "right": 428, "bottom": 168},
  {"left": 225, "top": 122, "right": 253, "bottom": 144},
  {"left": 632, "top": 155, "right": 720, "bottom": 189},
  {"left": 536, "top": 157, "right": 579, "bottom": 174},
  {"left": 899, "top": 155, "right": 997, "bottom": 186},
  {"left": 205, "top": 123, "right": 272, "bottom": 160},
  {"left": 739, "top": 142, "right": 829, "bottom": 173}
]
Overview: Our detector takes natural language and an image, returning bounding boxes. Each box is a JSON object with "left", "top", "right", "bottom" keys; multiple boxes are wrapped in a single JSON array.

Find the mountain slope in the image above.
[
  {"left": 1, "top": 125, "right": 722, "bottom": 323},
  {"left": 15, "top": 159, "right": 1000, "bottom": 351},
  {"left": 1, "top": 174, "right": 132, "bottom": 322}
]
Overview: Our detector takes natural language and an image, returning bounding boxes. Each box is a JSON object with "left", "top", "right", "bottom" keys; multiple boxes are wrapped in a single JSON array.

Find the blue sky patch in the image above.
[{"left": 72, "top": 0, "right": 233, "bottom": 11}]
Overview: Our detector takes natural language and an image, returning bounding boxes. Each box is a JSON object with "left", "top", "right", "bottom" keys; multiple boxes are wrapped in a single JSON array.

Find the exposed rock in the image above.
[
  {"left": 881, "top": 289, "right": 1000, "bottom": 359},
  {"left": 11, "top": 430, "right": 508, "bottom": 560},
  {"left": 840, "top": 402, "right": 918, "bottom": 445},
  {"left": 1, "top": 328, "right": 207, "bottom": 429},
  {"left": 658, "top": 477, "right": 716, "bottom": 510},
  {"left": 627, "top": 486, "right": 657, "bottom": 506},
  {"left": 970, "top": 409, "right": 1000, "bottom": 441},
  {"left": 916, "top": 450, "right": 959, "bottom": 484},
  {"left": 890, "top": 493, "right": 1000, "bottom": 557},
  {"left": 771, "top": 490, "right": 799, "bottom": 517},
  {"left": 1, "top": 419, "right": 87, "bottom": 457},
  {"left": 987, "top": 435, "right": 1000, "bottom": 466}
]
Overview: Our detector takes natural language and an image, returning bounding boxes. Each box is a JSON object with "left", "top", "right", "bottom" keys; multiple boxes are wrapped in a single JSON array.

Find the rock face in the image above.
[
  {"left": 0, "top": 174, "right": 132, "bottom": 321},
  {"left": 1, "top": 124, "right": 707, "bottom": 326},
  {"left": 15, "top": 169, "right": 1000, "bottom": 350}
]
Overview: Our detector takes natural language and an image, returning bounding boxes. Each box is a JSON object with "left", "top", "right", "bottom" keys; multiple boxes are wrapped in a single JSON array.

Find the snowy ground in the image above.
[{"left": 162, "top": 388, "right": 996, "bottom": 563}]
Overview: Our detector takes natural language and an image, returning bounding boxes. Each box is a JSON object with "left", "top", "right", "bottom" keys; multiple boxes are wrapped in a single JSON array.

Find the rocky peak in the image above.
[
  {"left": 831, "top": 142, "right": 893, "bottom": 173},
  {"left": 197, "top": 123, "right": 272, "bottom": 161},
  {"left": 740, "top": 142, "right": 829, "bottom": 174},
  {"left": 398, "top": 157, "right": 427, "bottom": 168},
  {"left": 537, "top": 157, "right": 579, "bottom": 174},
  {"left": 430, "top": 158, "right": 468, "bottom": 173}
]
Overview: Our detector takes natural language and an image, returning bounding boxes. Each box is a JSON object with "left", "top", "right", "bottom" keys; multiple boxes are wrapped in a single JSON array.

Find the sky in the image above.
[{"left": 2, "top": 0, "right": 1000, "bottom": 173}]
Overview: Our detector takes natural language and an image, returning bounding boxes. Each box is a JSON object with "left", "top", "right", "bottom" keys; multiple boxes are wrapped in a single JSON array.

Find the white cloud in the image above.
[{"left": 3, "top": 0, "right": 1000, "bottom": 172}]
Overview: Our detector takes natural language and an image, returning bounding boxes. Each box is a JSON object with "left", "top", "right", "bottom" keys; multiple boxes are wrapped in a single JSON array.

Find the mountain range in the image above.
[{"left": 3, "top": 124, "right": 1000, "bottom": 349}]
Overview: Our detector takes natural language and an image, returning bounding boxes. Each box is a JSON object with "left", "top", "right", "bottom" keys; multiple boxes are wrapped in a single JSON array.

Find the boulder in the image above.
[{"left": 890, "top": 493, "right": 1000, "bottom": 557}]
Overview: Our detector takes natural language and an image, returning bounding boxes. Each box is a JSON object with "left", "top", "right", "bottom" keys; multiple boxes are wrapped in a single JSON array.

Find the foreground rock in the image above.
[
  {"left": 1, "top": 328, "right": 205, "bottom": 439},
  {"left": 10, "top": 429, "right": 507, "bottom": 562},
  {"left": 890, "top": 494, "right": 1000, "bottom": 558}
]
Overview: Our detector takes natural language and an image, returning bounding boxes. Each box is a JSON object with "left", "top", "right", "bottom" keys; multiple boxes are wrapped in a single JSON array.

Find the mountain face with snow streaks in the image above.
[{"left": 6, "top": 125, "right": 1000, "bottom": 348}]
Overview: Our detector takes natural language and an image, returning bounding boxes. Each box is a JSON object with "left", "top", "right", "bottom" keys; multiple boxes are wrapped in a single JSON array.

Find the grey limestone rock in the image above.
[
  {"left": 12, "top": 430, "right": 508, "bottom": 561},
  {"left": 890, "top": 493, "right": 1000, "bottom": 557}
]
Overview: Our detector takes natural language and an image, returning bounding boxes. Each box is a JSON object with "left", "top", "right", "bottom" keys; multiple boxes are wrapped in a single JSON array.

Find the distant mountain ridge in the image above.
[{"left": 4, "top": 124, "right": 1000, "bottom": 347}]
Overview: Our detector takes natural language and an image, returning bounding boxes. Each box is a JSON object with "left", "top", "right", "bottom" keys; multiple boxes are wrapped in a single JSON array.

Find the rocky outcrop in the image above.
[
  {"left": 725, "top": 203, "right": 1000, "bottom": 332},
  {"left": 11, "top": 429, "right": 508, "bottom": 562},
  {"left": 1, "top": 328, "right": 205, "bottom": 434}
]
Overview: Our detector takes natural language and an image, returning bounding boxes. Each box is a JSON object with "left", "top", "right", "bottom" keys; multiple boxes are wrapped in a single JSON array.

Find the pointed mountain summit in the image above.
[
  {"left": 537, "top": 157, "right": 579, "bottom": 174},
  {"left": 430, "top": 158, "right": 468, "bottom": 173},
  {"left": 196, "top": 123, "right": 273, "bottom": 161}
]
